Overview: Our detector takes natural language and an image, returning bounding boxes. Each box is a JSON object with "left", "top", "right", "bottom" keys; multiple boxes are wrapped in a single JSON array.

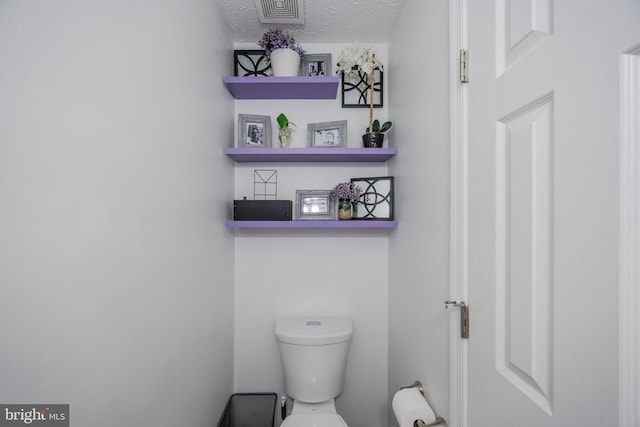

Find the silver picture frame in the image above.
[
  {"left": 300, "top": 53, "right": 332, "bottom": 77},
  {"left": 307, "top": 120, "right": 347, "bottom": 148},
  {"left": 295, "top": 190, "right": 337, "bottom": 220},
  {"left": 238, "top": 114, "right": 272, "bottom": 148}
]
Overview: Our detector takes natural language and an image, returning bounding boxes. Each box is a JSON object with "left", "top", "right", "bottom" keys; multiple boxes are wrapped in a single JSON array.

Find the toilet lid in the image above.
[{"left": 281, "top": 413, "right": 348, "bottom": 427}]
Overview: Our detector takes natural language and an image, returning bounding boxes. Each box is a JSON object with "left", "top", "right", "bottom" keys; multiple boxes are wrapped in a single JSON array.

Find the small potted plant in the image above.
[
  {"left": 329, "top": 182, "right": 363, "bottom": 220},
  {"left": 336, "top": 42, "right": 389, "bottom": 148},
  {"left": 363, "top": 119, "right": 392, "bottom": 148},
  {"left": 258, "top": 27, "right": 305, "bottom": 76},
  {"left": 276, "top": 113, "right": 296, "bottom": 147}
]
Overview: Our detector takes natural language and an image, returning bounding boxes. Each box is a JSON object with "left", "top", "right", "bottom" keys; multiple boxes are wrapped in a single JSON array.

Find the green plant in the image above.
[
  {"left": 337, "top": 43, "right": 386, "bottom": 134},
  {"left": 366, "top": 119, "right": 392, "bottom": 134},
  {"left": 277, "top": 113, "right": 296, "bottom": 147},
  {"left": 277, "top": 113, "right": 295, "bottom": 130}
]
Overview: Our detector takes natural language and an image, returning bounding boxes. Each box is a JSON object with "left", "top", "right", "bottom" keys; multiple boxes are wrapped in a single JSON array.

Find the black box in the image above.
[
  {"left": 217, "top": 393, "right": 277, "bottom": 427},
  {"left": 233, "top": 200, "right": 292, "bottom": 221}
]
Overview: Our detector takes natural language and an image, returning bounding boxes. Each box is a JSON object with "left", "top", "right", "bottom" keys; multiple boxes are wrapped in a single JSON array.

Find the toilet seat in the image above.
[{"left": 280, "top": 412, "right": 348, "bottom": 427}]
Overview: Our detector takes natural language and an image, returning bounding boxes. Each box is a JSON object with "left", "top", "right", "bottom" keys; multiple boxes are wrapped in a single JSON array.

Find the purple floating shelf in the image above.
[
  {"left": 223, "top": 76, "right": 340, "bottom": 99},
  {"left": 224, "top": 147, "right": 397, "bottom": 163},
  {"left": 226, "top": 220, "right": 397, "bottom": 229}
]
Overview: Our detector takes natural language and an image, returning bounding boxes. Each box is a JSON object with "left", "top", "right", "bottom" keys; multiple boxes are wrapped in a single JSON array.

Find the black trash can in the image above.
[{"left": 217, "top": 393, "right": 278, "bottom": 427}]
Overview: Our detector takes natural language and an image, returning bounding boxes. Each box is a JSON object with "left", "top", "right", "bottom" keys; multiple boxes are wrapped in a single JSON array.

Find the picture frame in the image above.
[
  {"left": 350, "top": 176, "right": 394, "bottom": 220},
  {"left": 238, "top": 114, "right": 272, "bottom": 148},
  {"left": 307, "top": 120, "right": 347, "bottom": 148},
  {"left": 234, "top": 50, "right": 272, "bottom": 76},
  {"left": 295, "top": 190, "right": 336, "bottom": 220},
  {"left": 342, "top": 68, "right": 384, "bottom": 108},
  {"left": 300, "top": 53, "right": 332, "bottom": 77}
]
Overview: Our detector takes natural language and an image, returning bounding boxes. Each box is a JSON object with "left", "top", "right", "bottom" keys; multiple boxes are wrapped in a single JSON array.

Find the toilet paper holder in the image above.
[{"left": 399, "top": 381, "right": 447, "bottom": 427}]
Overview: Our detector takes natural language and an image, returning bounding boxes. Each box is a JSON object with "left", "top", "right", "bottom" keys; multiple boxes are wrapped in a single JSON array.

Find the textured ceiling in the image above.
[{"left": 214, "top": 0, "right": 407, "bottom": 44}]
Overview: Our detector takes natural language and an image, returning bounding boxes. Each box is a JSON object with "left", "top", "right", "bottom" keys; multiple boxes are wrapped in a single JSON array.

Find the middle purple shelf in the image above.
[
  {"left": 224, "top": 147, "right": 397, "bottom": 163},
  {"left": 226, "top": 220, "right": 397, "bottom": 229}
]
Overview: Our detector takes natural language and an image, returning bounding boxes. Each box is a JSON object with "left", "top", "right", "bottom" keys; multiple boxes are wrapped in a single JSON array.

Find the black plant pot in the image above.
[{"left": 362, "top": 132, "right": 385, "bottom": 148}]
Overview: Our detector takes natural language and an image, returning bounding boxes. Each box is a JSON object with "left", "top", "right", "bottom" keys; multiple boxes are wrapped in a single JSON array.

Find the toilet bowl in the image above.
[
  {"left": 275, "top": 317, "right": 352, "bottom": 427},
  {"left": 281, "top": 401, "right": 348, "bottom": 427},
  {"left": 281, "top": 411, "right": 348, "bottom": 427}
]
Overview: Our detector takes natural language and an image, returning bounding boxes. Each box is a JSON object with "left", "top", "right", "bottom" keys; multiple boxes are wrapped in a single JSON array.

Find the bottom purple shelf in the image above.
[{"left": 226, "top": 220, "right": 397, "bottom": 229}]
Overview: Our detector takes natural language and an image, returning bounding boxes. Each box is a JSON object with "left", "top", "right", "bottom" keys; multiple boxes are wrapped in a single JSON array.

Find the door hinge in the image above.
[
  {"left": 445, "top": 300, "right": 469, "bottom": 339},
  {"left": 459, "top": 49, "right": 469, "bottom": 83},
  {"left": 460, "top": 303, "right": 469, "bottom": 338}
]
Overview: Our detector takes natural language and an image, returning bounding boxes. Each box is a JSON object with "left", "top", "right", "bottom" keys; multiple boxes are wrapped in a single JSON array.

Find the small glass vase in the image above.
[
  {"left": 337, "top": 199, "right": 353, "bottom": 220},
  {"left": 278, "top": 127, "right": 292, "bottom": 148}
]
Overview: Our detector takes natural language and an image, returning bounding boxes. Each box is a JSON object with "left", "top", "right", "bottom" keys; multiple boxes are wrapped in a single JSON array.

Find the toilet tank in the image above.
[{"left": 275, "top": 317, "right": 352, "bottom": 403}]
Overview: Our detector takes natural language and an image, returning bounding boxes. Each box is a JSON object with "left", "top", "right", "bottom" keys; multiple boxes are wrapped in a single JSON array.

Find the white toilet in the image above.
[{"left": 275, "top": 317, "right": 352, "bottom": 427}]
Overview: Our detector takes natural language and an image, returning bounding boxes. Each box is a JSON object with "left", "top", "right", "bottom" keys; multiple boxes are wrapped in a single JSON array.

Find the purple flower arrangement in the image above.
[
  {"left": 329, "top": 182, "right": 363, "bottom": 202},
  {"left": 258, "top": 27, "right": 305, "bottom": 57}
]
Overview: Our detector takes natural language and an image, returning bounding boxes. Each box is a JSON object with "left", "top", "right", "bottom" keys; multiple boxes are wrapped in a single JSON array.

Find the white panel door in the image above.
[{"left": 467, "top": 1, "right": 640, "bottom": 425}]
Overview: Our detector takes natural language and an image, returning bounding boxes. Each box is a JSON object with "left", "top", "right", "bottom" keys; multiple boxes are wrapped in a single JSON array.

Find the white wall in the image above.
[
  {"left": 0, "top": 1, "right": 235, "bottom": 426},
  {"left": 388, "top": 0, "right": 452, "bottom": 424},
  {"left": 0, "top": 1, "right": 454, "bottom": 424},
  {"left": 232, "top": 43, "right": 392, "bottom": 427}
]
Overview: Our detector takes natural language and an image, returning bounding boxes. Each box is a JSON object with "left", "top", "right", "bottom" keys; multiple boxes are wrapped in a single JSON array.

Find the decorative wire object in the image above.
[
  {"left": 350, "top": 176, "right": 394, "bottom": 220},
  {"left": 254, "top": 170, "right": 277, "bottom": 200},
  {"left": 234, "top": 50, "right": 272, "bottom": 76},
  {"left": 341, "top": 69, "right": 383, "bottom": 108}
]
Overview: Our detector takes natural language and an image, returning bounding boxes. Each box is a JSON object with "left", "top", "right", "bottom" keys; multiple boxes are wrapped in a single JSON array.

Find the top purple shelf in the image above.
[
  {"left": 224, "top": 147, "right": 397, "bottom": 163},
  {"left": 223, "top": 76, "right": 340, "bottom": 99}
]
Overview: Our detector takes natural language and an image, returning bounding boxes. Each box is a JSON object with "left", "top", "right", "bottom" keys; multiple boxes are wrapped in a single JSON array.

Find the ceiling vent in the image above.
[{"left": 255, "top": 0, "right": 305, "bottom": 24}]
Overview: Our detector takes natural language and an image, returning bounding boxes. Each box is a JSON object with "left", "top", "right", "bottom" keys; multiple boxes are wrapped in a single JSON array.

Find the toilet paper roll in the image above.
[{"left": 392, "top": 387, "right": 437, "bottom": 427}]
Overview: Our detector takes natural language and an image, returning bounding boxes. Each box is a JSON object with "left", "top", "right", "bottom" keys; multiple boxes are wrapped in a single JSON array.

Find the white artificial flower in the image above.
[{"left": 336, "top": 42, "right": 383, "bottom": 78}]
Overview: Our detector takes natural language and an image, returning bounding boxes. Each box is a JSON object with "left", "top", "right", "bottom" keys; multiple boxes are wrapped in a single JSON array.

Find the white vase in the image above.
[{"left": 270, "top": 48, "right": 301, "bottom": 77}]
